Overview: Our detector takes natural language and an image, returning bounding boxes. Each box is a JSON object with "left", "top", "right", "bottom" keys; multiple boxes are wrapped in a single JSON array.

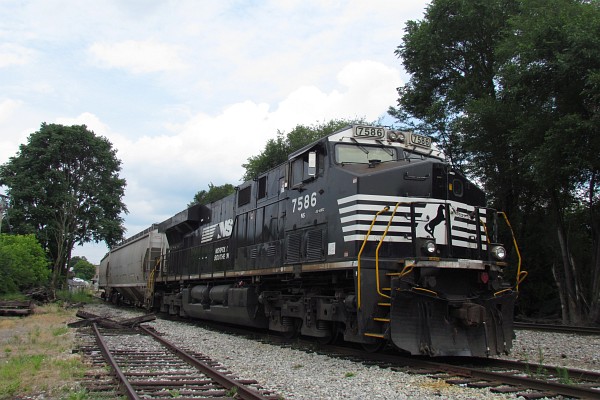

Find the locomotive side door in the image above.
[{"left": 283, "top": 146, "right": 328, "bottom": 265}]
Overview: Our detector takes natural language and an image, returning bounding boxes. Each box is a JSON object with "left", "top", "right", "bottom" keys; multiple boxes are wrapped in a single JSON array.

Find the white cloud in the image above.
[
  {"left": 274, "top": 61, "right": 402, "bottom": 125},
  {"left": 0, "top": 44, "right": 35, "bottom": 68},
  {"left": 88, "top": 40, "right": 187, "bottom": 73},
  {"left": 53, "top": 59, "right": 402, "bottom": 241},
  {"left": 0, "top": 99, "right": 31, "bottom": 162},
  {"left": 0, "top": 0, "right": 429, "bottom": 264},
  {"left": 55, "top": 112, "right": 111, "bottom": 137},
  {"left": 0, "top": 99, "right": 23, "bottom": 122}
]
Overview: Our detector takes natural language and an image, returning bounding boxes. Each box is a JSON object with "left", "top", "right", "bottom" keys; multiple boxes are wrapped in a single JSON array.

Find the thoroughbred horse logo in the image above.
[{"left": 425, "top": 204, "right": 445, "bottom": 237}]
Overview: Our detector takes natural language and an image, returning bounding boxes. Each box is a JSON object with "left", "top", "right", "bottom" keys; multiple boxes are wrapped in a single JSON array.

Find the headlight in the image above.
[
  {"left": 491, "top": 245, "right": 507, "bottom": 260},
  {"left": 422, "top": 240, "right": 437, "bottom": 255},
  {"left": 388, "top": 131, "right": 405, "bottom": 142}
]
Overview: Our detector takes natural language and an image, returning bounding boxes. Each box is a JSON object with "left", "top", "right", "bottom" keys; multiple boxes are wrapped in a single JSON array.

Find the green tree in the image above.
[
  {"left": 72, "top": 258, "right": 96, "bottom": 281},
  {"left": 0, "top": 123, "right": 127, "bottom": 290},
  {"left": 242, "top": 119, "right": 364, "bottom": 181},
  {"left": 189, "top": 183, "right": 236, "bottom": 207},
  {"left": 391, "top": 0, "right": 600, "bottom": 323},
  {"left": 389, "top": 0, "right": 522, "bottom": 213},
  {"left": 0, "top": 234, "right": 50, "bottom": 295},
  {"left": 68, "top": 255, "right": 86, "bottom": 271},
  {"left": 495, "top": 0, "right": 600, "bottom": 323}
]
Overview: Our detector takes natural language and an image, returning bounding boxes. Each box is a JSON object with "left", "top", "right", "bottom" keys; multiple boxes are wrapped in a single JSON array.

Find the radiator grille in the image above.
[
  {"left": 286, "top": 232, "right": 302, "bottom": 263},
  {"left": 306, "top": 229, "right": 323, "bottom": 261}
]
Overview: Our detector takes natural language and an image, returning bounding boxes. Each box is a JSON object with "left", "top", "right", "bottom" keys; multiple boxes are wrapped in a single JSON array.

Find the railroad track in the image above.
[
  {"left": 75, "top": 313, "right": 279, "bottom": 400},
  {"left": 173, "top": 317, "right": 600, "bottom": 399},
  {"left": 82, "top": 305, "right": 600, "bottom": 398},
  {"left": 316, "top": 344, "right": 600, "bottom": 399},
  {"left": 514, "top": 322, "right": 600, "bottom": 335},
  {"left": 188, "top": 320, "right": 600, "bottom": 399}
]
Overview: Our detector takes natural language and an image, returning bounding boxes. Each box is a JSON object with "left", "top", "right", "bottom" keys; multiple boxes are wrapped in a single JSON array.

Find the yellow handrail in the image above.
[
  {"left": 145, "top": 257, "right": 160, "bottom": 308},
  {"left": 412, "top": 287, "right": 438, "bottom": 296},
  {"left": 398, "top": 263, "right": 414, "bottom": 278},
  {"left": 375, "top": 202, "right": 404, "bottom": 299},
  {"left": 498, "top": 212, "right": 526, "bottom": 292},
  {"left": 479, "top": 218, "right": 491, "bottom": 245},
  {"left": 357, "top": 205, "right": 389, "bottom": 310},
  {"left": 480, "top": 211, "right": 526, "bottom": 293}
]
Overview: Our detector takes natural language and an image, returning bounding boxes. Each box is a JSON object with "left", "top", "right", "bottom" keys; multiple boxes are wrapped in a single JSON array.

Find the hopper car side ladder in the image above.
[{"left": 144, "top": 257, "right": 161, "bottom": 310}]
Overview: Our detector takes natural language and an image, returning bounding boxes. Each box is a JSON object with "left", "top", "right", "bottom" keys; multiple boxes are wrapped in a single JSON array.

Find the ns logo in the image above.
[{"left": 200, "top": 218, "right": 234, "bottom": 244}]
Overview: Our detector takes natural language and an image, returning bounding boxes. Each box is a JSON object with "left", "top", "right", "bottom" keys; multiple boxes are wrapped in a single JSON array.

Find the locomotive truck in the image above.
[{"left": 99, "top": 124, "right": 525, "bottom": 357}]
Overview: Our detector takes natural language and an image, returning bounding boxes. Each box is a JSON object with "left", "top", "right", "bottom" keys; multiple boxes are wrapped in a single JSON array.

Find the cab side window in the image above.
[
  {"left": 290, "top": 150, "right": 323, "bottom": 187},
  {"left": 291, "top": 157, "right": 305, "bottom": 187}
]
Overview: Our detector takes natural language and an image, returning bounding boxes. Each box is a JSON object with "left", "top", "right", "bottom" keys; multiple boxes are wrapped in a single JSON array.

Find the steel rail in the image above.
[
  {"left": 461, "top": 356, "right": 600, "bottom": 383},
  {"left": 420, "top": 358, "right": 600, "bottom": 399},
  {"left": 139, "top": 325, "right": 271, "bottom": 400},
  {"left": 514, "top": 322, "right": 600, "bottom": 335},
  {"left": 322, "top": 344, "right": 600, "bottom": 399},
  {"left": 91, "top": 323, "right": 141, "bottom": 400}
]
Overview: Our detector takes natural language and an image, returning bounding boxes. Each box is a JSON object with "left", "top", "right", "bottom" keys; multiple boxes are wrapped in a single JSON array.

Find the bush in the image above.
[
  {"left": 0, "top": 234, "right": 50, "bottom": 295},
  {"left": 55, "top": 289, "right": 96, "bottom": 305}
]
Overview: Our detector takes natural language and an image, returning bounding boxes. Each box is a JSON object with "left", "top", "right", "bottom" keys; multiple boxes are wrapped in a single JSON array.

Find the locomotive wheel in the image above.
[
  {"left": 282, "top": 318, "right": 301, "bottom": 340},
  {"left": 316, "top": 323, "right": 341, "bottom": 345},
  {"left": 316, "top": 333, "right": 334, "bottom": 345},
  {"left": 361, "top": 340, "right": 385, "bottom": 353}
]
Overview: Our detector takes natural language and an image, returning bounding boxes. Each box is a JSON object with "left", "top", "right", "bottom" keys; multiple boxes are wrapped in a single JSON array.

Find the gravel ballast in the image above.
[{"left": 83, "top": 303, "right": 600, "bottom": 399}]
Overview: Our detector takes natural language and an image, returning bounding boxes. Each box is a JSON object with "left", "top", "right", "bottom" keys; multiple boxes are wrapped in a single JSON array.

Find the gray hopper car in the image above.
[{"left": 99, "top": 224, "right": 167, "bottom": 306}]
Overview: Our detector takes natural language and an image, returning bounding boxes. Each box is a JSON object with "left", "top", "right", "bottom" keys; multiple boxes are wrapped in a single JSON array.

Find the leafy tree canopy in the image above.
[
  {"left": 391, "top": 0, "right": 600, "bottom": 323},
  {"left": 189, "top": 183, "right": 236, "bottom": 207},
  {"left": 241, "top": 119, "right": 366, "bottom": 181},
  {"left": 72, "top": 257, "right": 96, "bottom": 281},
  {"left": 0, "top": 123, "right": 128, "bottom": 288},
  {"left": 0, "top": 234, "right": 49, "bottom": 295}
]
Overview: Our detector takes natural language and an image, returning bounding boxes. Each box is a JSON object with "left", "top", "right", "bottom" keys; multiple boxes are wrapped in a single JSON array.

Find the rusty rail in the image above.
[
  {"left": 91, "top": 323, "right": 140, "bottom": 400},
  {"left": 139, "top": 325, "right": 271, "bottom": 400}
]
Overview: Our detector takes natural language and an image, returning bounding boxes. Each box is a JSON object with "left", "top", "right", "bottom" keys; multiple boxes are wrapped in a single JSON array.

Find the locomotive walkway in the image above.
[{"left": 74, "top": 312, "right": 278, "bottom": 400}]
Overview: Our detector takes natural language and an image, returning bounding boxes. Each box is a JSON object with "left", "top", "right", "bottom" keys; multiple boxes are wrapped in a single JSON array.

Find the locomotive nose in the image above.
[{"left": 431, "top": 163, "right": 486, "bottom": 206}]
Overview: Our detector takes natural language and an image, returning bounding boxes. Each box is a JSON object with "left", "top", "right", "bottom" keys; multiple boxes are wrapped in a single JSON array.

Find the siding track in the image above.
[{"left": 75, "top": 313, "right": 278, "bottom": 400}]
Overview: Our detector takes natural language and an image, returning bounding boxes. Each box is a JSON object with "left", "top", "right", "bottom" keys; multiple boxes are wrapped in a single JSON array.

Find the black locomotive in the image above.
[{"left": 100, "top": 124, "right": 524, "bottom": 357}]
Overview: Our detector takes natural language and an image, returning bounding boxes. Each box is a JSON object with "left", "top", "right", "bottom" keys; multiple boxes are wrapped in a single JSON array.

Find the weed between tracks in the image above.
[{"left": 0, "top": 294, "right": 97, "bottom": 399}]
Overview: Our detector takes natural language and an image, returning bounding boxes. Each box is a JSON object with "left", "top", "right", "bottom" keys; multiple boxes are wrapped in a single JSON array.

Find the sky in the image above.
[{"left": 0, "top": 0, "right": 430, "bottom": 264}]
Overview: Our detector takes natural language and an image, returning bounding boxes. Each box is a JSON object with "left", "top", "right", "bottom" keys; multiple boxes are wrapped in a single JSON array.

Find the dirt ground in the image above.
[{"left": 0, "top": 303, "right": 86, "bottom": 399}]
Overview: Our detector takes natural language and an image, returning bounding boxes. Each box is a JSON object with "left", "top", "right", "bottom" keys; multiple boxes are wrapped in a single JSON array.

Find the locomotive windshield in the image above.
[{"left": 335, "top": 143, "right": 397, "bottom": 164}]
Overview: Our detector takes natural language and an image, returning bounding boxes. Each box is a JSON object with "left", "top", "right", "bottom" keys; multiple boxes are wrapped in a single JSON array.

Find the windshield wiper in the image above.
[
  {"left": 375, "top": 139, "right": 394, "bottom": 157},
  {"left": 350, "top": 137, "right": 369, "bottom": 155}
]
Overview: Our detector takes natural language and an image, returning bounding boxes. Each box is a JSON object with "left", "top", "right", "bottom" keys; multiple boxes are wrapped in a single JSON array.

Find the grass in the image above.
[
  {"left": 556, "top": 366, "right": 572, "bottom": 384},
  {"left": 0, "top": 300, "right": 97, "bottom": 399},
  {"left": 55, "top": 290, "right": 97, "bottom": 305}
]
